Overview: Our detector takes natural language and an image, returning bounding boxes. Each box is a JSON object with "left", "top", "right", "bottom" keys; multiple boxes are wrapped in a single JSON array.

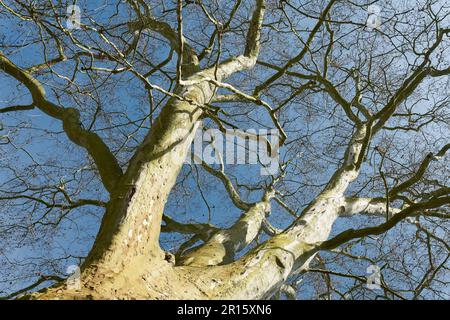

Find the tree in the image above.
[{"left": 0, "top": 0, "right": 449, "bottom": 300}]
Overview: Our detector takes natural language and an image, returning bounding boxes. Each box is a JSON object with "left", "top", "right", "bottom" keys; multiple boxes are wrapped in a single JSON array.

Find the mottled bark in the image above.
[
  {"left": 17, "top": 1, "right": 373, "bottom": 297},
  {"left": 31, "top": 123, "right": 372, "bottom": 300},
  {"left": 183, "top": 125, "right": 372, "bottom": 299},
  {"left": 29, "top": 0, "right": 270, "bottom": 300},
  {"left": 179, "top": 193, "right": 273, "bottom": 267},
  {"left": 7, "top": 0, "right": 448, "bottom": 301}
]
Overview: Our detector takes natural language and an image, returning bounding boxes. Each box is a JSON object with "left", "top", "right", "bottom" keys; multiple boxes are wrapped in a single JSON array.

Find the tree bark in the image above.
[
  {"left": 23, "top": 1, "right": 374, "bottom": 300},
  {"left": 27, "top": 0, "right": 270, "bottom": 300}
]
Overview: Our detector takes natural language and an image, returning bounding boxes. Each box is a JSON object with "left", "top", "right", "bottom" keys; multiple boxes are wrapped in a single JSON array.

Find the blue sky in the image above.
[{"left": 1, "top": 0, "right": 449, "bottom": 299}]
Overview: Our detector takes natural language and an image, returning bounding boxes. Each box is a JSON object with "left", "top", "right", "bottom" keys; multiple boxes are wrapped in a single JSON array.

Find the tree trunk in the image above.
[{"left": 23, "top": 0, "right": 368, "bottom": 300}]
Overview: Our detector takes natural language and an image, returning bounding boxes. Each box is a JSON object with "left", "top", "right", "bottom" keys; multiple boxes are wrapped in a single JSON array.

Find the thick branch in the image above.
[
  {"left": 320, "top": 196, "right": 450, "bottom": 251},
  {"left": 208, "top": 0, "right": 266, "bottom": 80},
  {"left": 194, "top": 155, "right": 253, "bottom": 211},
  {"left": 0, "top": 104, "right": 34, "bottom": 113},
  {"left": 178, "top": 191, "right": 273, "bottom": 267},
  {"left": 161, "top": 215, "right": 219, "bottom": 242},
  {"left": 0, "top": 52, "right": 123, "bottom": 193},
  {"left": 339, "top": 197, "right": 400, "bottom": 218},
  {"left": 127, "top": 2, "right": 199, "bottom": 75},
  {"left": 389, "top": 143, "right": 450, "bottom": 198},
  {"left": 197, "top": 125, "right": 372, "bottom": 299},
  {"left": 81, "top": 1, "right": 268, "bottom": 273}
]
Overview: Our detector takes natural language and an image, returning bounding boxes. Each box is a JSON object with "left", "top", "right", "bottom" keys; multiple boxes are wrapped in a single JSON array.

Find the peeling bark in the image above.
[
  {"left": 7, "top": 0, "right": 447, "bottom": 301},
  {"left": 179, "top": 195, "right": 272, "bottom": 267},
  {"left": 27, "top": 0, "right": 270, "bottom": 299}
]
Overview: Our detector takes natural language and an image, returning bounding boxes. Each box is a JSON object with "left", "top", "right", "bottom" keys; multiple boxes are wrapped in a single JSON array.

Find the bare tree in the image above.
[{"left": 0, "top": 0, "right": 449, "bottom": 300}]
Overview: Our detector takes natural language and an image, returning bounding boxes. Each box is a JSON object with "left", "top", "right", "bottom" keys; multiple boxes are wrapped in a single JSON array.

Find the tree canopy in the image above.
[{"left": 0, "top": 0, "right": 449, "bottom": 300}]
